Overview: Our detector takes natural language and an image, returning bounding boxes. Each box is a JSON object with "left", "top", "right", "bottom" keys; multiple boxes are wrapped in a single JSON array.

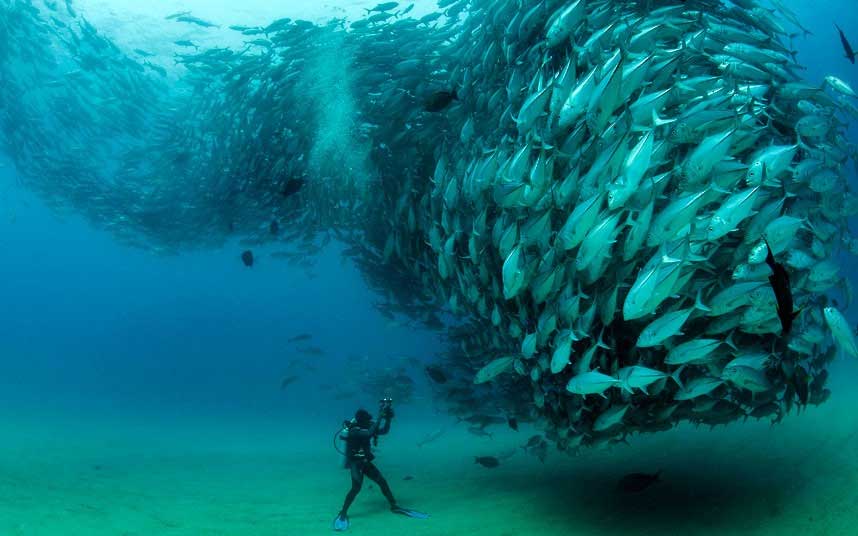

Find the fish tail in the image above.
[
  {"left": 596, "top": 327, "right": 610, "bottom": 350},
  {"left": 789, "top": 48, "right": 799, "bottom": 63},
  {"left": 670, "top": 365, "right": 686, "bottom": 391},
  {"left": 694, "top": 289, "right": 711, "bottom": 313},
  {"left": 763, "top": 237, "right": 775, "bottom": 265},
  {"left": 651, "top": 108, "right": 675, "bottom": 127},
  {"left": 724, "top": 331, "right": 738, "bottom": 352}
]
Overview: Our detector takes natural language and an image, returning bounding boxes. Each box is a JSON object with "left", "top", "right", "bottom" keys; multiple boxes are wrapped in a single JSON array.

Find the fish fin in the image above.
[
  {"left": 597, "top": 327, "right": 611, "bottom": 350},
  {"left": 576, "top": 282, "right": 591, "bottom": 300},
  {"left": 651, "top": 108, "right": 676, "bottom": 127},
  {"left": 694, "top": 289, "right": 711, "bottom": 312},
  {"left": 763, "top": 237, "right": 775, "bottom": 266},
  {"left": 670, "top": 366, "right": 686, "bottom": 391},
  {"left": 725, "top": 330, "right": 738, "bottom": 352},
  {"left": 707, "top": 182, "right": 731, "bottom": 195}
]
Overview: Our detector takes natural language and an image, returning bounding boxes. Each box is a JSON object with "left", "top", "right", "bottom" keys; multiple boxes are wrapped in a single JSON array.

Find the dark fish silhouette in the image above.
[
  {"left": 531, "top": 441, "right": 548, "bottom": 463},
  {"left": 764, "top": 238, "right": 799, "bottom": 335},
  {"left": 366, "top": 1, "right": 399, "bottom": 12},
  {"left": 467, "top": 426, "right": 493, "bottom": 438},
  {"left": 424, "top": 89, "right": 457, "bottom": 112},
  {"left": 474, "top": 456, "right": 500, "bottom": 468},
  {"left": 403, "top": 475, "right": 414, "bottom": 481},
  {"left": 794, "top": 366, "right": 810, "bottom": 405},
  {"left": 175, "top": 15, "right": 219, "bottom": 28},
  {"left": 523, "top": 434, "right": 543, "bottom": 448},
  {"left": 269, "top": 219, "right": 279, "bottom": 235},
  {"left": 280, "top": 375, "right": 298, "bottom": 389},
  {"left": 288, "top": 333, "right": 312, "bottom": 342},
  {"left": 416, "top": 428, "right": 445, "bottom": 447},
  {"left": 241, "top": 250, "right": 254, "bottom": 267},
  {"left": 460, "top": 414, "right": 506, "bottom": 427},
  {"left": 425, "top": 365, "right": 447, "bottom": 384},
  {"left": 618, "top": 471, "right": 662, "bottom": 493},
  {"left": 165, "top": 11, "right": 191, "bottom": 20},
  {"left": 507, "top": 416, "right": 518, "bottom": 431},
  {"left": 282, "top": 178, "right": 306, "bottom": 197},
  {"left": 835, "top": 24, "right": 857, "bottom": 64}
]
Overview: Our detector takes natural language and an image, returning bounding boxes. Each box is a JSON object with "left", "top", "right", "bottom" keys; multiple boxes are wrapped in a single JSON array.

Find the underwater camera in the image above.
[{"left": 379, "top": 397, "right": 394, "bottom": 418}]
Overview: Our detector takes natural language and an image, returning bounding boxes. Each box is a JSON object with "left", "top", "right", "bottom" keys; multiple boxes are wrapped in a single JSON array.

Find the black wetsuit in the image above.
[{"left": 339, "top": 416, "right": 396, "bottom": 516}]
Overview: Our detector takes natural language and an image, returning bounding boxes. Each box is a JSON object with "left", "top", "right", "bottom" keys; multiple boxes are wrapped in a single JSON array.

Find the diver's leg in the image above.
[
  {"left": 340, "top": 463, "right": 365, "bottom": 516},
  {"left": 363, "top": 462, "right": 397, "bottom": 508}
]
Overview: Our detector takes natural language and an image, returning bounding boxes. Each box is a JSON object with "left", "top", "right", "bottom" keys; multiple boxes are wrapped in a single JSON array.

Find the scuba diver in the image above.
[{"left": 333, "top": 398, "right": 428, "bottom": 531}]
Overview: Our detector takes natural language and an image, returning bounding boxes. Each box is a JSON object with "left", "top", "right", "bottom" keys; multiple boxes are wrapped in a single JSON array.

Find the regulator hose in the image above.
[{"left": 333, "top": 426, "right": 347, "bottom": 456}]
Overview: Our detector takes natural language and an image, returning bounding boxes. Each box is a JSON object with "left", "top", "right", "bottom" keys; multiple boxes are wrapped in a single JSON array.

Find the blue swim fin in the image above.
[
  {"left": 391, "top": 506, "right": 430, "bottom": 519},
  {"left": 333, "top": 513, "right": 349, "bottom": 531}
]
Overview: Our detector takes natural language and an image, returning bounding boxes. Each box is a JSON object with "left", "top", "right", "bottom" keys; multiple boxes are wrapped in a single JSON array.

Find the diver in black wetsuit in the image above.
[{"left": 334, "top": 398, "right": 425, "bottom": 531}]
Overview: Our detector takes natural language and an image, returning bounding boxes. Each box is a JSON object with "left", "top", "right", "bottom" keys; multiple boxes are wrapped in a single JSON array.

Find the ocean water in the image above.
[{"left": 1, "top": 0, "right": 858, "bottom": 535}]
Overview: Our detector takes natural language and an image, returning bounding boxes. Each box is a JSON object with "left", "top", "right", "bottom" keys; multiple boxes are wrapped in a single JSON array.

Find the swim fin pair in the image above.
[
  {"left": 391, "top": 505, "right": 430, "bottom": 519},
  {"left": 333, "top": 506, "right": 429, "bottom": 531}
]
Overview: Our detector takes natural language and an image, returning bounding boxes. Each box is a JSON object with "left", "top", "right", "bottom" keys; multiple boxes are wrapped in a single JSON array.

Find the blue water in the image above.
[
  {"left": 2, "top": 1, "right": 858, "bottom": 535},
  {"left": 1, "top": 0, "right": 855, "bottom": 422},
  {"left": 0, "top": 163, "right": 440, "bottom": 420}
]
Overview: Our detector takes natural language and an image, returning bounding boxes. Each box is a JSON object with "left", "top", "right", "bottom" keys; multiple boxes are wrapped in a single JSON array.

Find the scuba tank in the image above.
[{"left": 333, "top": 419, "right": 354, "bottom": 469}]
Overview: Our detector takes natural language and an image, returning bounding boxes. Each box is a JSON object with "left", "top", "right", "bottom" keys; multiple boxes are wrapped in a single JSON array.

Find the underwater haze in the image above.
[{"left": 2, "top": 0, "right": 858, "bottom": 535}]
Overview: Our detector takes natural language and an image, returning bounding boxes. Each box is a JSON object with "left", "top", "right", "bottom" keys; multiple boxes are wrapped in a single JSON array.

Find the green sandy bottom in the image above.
[{"left": 1, "top": 389, "right": 857, "bottom": 536}]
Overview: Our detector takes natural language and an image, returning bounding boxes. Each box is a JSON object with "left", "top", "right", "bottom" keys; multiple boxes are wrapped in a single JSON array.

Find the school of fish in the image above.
[{"left": 2, "top": 0, "right": 858, "bottom": 452}]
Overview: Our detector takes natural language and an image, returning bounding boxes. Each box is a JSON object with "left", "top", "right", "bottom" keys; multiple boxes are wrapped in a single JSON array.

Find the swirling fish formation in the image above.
[{"left": 2, "top": 0, "right": 858, "bottom": 451}]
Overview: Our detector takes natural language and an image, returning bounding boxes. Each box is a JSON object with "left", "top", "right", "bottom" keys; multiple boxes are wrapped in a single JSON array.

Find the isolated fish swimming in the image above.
[
  {"left": 474, "top": 456, "right": 500, "bottom": 468},
  {"left": 425, "top": 365, "right": 448, "bottom": 384},
  {"left": 280, "top": 375, "right": 298, "bottom": 390},
  {"left": 764, "top": 238, "right": 799, "bottom": 335},
  {"left": 617, "top": 471, "right": 662, "bottom": 493},
  {"left": 425, "top": 89, "right": 457, "bottom": 112},
  {"left": 282, "top": 178, "right": 306, "bottom": 198},
  {"left": 835, "top": 24, "right": 857, "bottom": 64}
]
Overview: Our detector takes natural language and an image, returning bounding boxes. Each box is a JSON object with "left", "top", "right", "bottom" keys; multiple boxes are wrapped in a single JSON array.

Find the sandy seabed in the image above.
[{"left": 2, "top": 378, "right": 858, "bottom": 536}]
